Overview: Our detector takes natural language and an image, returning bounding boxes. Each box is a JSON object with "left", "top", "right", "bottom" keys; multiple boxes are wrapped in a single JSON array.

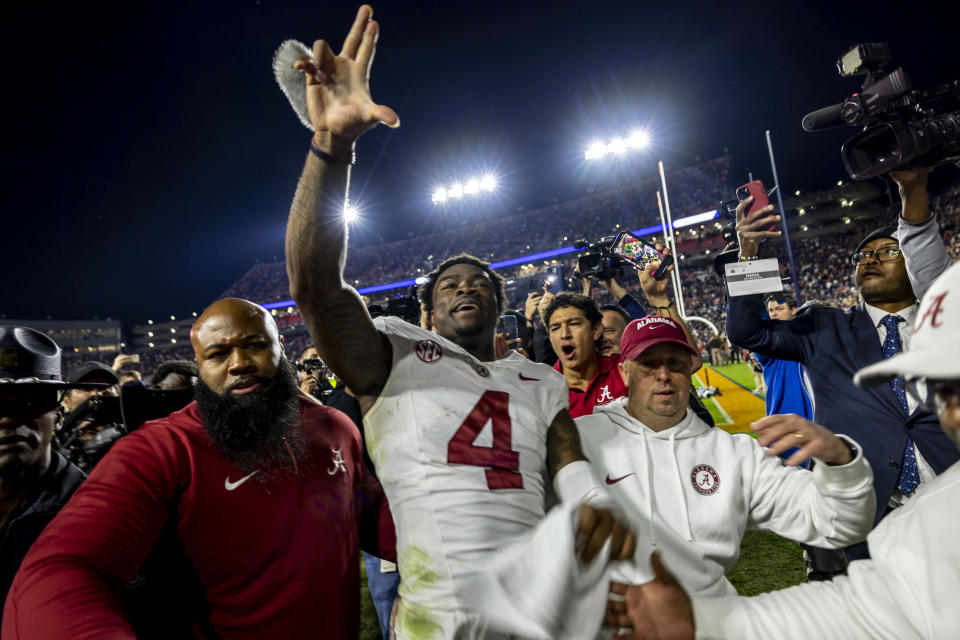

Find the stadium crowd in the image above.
[{"left": 3, "top": 8, "right": 959, "bottom": 640}]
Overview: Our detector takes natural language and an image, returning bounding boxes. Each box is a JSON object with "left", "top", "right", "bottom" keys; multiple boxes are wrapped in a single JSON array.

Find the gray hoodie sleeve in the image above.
[{"left": 899, "top": 211, "right": 953, "bottom": 300}]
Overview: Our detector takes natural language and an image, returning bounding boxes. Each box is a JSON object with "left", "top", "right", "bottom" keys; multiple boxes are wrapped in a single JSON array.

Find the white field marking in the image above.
[{"left": 693, "top": 372, "right": 733, "bottom": 425}]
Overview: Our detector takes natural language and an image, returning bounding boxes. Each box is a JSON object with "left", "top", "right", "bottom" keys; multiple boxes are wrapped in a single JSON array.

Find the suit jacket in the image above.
[{"left": 726, "top": 293, "right": 960, "bottom": 525}]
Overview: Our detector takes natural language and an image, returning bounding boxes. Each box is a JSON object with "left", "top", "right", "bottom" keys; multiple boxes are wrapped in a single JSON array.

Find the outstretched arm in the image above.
[
  {"left": 637, "top": 247, "right": 699, "bottom": 362},
  {"left": 285, "top": 6, "right": 399, "bottom": 400},
  {"left": 890, "top": 167, "right": 952, "bottom": 300}
]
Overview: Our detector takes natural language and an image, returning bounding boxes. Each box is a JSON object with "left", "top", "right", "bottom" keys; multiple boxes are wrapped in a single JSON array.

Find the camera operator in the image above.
[
  {"left": 296, "top": 344, "right": 337, "bottom": 402},
  {"left": 725, "top": 168, "right": 959, "bottom": 560},
  {"left": 57, "top": 362, "right": 125, "bottom": 473},
  {"left": 60, "top": 361, "right": 118, "bottom": 413},
  {"left": 0, "top": 327, "right": 89, "bottom": 624}
]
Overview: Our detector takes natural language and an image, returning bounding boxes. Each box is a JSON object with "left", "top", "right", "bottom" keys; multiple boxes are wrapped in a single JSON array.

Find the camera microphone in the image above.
[{"left": 801, "top": 103, "right": 845, "bottom": 132}]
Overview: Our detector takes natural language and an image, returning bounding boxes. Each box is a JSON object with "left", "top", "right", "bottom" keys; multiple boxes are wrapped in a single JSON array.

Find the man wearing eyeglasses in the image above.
[
  {"left": 0, "top": 327, "right": 90, "bottom": 624},
  {"left": 725, "top": 168, "right": 959, "bottom": 561}
]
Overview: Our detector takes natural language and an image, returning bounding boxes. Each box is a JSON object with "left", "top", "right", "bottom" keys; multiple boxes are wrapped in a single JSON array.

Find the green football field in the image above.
[{"left": 358, "top": 363, "right": 808, "bottom": 638}]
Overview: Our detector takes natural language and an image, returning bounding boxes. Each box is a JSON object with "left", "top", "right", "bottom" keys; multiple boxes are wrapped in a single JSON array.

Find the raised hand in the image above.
[
  {"left": 889, "top": 166, "right": 932, "bottom": 224},
  {"left": 537, "top": 283, "right": 555, "bottom": 323},
  {"left": 752, "top": 413, "right": 853, "bottom": 467},
  {"left": 293, "top": 5, "right": 399, "bottom": 151},
  {"left": 735, "top": 196, "right": 781, "bottom": 259},
  {"left": 524, "top": 290, "right": 543, "bottom": 323},
  {"left": 639, "top": 244, "right": 672, "bottom": 307}
]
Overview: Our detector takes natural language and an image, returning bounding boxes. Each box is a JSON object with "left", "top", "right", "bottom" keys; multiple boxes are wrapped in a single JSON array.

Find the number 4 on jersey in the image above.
[{"left": 447, "top": 390, "right": 524, "bottom": 490}]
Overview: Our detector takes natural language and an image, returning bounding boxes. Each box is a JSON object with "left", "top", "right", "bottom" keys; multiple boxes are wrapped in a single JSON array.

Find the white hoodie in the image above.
[{"left": 575, "top": 398, "right": 876, "bottom": 597}]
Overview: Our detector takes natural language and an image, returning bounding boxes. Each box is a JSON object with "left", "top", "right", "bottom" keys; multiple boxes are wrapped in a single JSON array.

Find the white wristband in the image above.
[{"left": 553, "top": 460, "right": 615, "bottom": 509}]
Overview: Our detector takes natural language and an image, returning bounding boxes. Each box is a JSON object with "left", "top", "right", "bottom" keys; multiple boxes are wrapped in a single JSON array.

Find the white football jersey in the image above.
[{"left": 367, "top": 316, "right": 567, "bottom": 637}]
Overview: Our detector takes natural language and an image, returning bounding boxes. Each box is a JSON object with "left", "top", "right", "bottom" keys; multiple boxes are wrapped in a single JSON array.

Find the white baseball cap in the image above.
[{"left": 855, "top": 260, "right": 960, "bottom": 386}]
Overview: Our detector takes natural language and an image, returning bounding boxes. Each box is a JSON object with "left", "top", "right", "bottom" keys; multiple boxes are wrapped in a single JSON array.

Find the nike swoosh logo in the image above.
[
  {"left": 518, "top": 373, "right": 541, "bottom": 381},
  {"left": 224, "top": 470, "right": 260, "bottom": 491},
  {"left": 605, "top": 473, "right": 636, "bottom": 485}
]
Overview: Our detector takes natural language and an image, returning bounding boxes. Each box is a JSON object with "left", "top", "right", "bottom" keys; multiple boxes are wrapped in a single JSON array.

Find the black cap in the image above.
[
  {"left": 67, "top": 361, "right": 119, "bottom": 386},
  {"left": 855, "top": 225, "right": 899, "bottom": 253}
]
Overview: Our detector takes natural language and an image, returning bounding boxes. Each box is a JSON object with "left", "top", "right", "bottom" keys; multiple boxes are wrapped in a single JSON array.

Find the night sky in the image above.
[{"left": 3, "top": 0, "right": 958, "bottom": 328}]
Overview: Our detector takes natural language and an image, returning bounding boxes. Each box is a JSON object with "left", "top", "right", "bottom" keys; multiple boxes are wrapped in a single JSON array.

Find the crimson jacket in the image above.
[{"left": 2, "top": 397, "right": 395, "bottom": 640}]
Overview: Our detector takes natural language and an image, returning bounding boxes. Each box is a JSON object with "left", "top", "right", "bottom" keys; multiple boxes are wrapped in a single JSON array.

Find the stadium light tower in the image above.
[
  {"left": 432, "top": 173, "right": 497, "bottom": 205},
  {"left": 584, "top": 129, "right": 650, "bottom": 161}
]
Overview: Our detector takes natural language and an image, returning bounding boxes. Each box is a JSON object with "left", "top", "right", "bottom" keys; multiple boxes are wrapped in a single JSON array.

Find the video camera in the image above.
[
  {"left": 56, "top": 387, "right": 193, "bottom": 473},
  {"left": 574, "top": 236, "right": 626, "bottom": 281},
  {"left": 294, "top": 357, "right": 337, "bottom": 403},
  {"left": 368, "top": 293, "right": 420, "bottom": 325},
  {"left": 802, "top": 43, "right": 960, "bottom": 180}
]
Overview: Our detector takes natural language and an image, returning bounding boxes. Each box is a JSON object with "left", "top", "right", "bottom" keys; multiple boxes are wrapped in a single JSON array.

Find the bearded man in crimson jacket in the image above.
[{"left": 3, "top": 298, "right": 395, "bottom": 640}]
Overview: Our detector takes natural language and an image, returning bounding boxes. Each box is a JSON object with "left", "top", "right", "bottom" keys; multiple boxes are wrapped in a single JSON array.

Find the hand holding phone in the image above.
[
  {"left": 734, "top": 180, "right": 781, "bottom": 257},
  {"left": 611, "top": 231, "right": 674, "bottom": 280},
  {"left": 736, "top": 180, "right": 778, "bottom": 233}
]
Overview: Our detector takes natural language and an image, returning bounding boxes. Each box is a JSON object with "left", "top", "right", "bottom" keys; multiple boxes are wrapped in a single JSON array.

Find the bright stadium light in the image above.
[
  {"left": 432, "top": 174, "right": 497, "bottom": 205},
  {"left": 584, "top": 140, "right": 607, "bottom": 160},
  {"left": 344, "top": 204, "right": 359, "bottom": 223},
  {"left": 608, "top": 138, "right": 627, "bottom": 154},
  {"left": 626, "top": 129, "right": 650, "bottom": 149},
  {"left": 585, "top": 128, "right": 652, "bottom": 161}
]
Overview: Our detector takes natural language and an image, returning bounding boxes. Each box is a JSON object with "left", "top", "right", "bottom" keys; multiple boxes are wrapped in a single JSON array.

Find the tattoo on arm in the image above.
[
  {"left": 285, "top": 152, "right": 391, "bottom": 397},
  {"left": 547, "top": 409, "right": 587, "bottom": 479}
]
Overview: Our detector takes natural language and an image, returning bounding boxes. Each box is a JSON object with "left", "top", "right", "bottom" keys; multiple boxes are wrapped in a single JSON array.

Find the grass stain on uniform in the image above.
[
  {"left": 395, "top": 547, "right": 442, "bottom": 637},
  {"left": 399, "top": 546, "right": 439, "bottom": 591},
  {"left": 395, "top": 599, "right": 442, "bottom": 639}
]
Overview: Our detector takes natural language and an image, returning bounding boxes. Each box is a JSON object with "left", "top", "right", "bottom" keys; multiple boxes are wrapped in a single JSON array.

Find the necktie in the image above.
[{"left": 880, "top": 314, "right": 919, "bottom": 494}]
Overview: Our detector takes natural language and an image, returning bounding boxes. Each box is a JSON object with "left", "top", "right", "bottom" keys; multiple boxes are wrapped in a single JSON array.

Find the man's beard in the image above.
[{"left": 194, "top": 360, "right": 306, "bottom": 479}]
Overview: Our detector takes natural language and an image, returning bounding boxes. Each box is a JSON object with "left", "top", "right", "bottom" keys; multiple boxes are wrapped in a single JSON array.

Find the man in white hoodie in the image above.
[
  {"left": 574, "top": 315, "right": 876, "bottom": 618},
  {"left": 607, "top": 262, "right": 960, "bottom": 640}
]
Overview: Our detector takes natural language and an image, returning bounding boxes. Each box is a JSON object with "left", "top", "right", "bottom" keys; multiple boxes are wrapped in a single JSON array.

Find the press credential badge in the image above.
[{"left": 725, "top": 258, "right": 783, "bottom": 296}]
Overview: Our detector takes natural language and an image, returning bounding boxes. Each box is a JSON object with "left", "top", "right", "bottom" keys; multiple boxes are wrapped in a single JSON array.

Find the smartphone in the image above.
[
  {"left": 545, "top": 265, "right": 565, "bottom": 292},
  {"left": 497, "top": 314, "right": 519, "bottom": 342},
  {"left": 736, "top": 180, "right": 769, "bottom": 214},
  {"left": 611, "top": 231, "right": 674, "bottom": 280},
  {"left": 129, "top": 353, "right": 140, "bottom": 364}
]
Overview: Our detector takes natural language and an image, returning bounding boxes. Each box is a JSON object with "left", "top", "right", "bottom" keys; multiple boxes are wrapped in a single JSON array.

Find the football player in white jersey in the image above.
[{"left": 281, "top": 6, "right": 635, "bottom": 638}]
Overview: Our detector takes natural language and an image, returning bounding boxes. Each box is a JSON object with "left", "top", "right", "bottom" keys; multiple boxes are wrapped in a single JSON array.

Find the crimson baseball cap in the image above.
[
  {"left": 855, "top": 261, "right": 960, "bottom": 386},
  {"left": 620, "top": 316, "right": 701, "bottom": 367}
]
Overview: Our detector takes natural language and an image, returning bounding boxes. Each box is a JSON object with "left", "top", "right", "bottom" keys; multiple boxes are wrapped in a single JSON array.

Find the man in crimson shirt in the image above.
[
  {"left": 545, "top": 292, "right": 631, "bottom": 418},
  {"left": 3, "top": 298, "right": 395, "bottom": 640},
  {"left": 545, "top": 261, "right": 702, "bottom": 419}
]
